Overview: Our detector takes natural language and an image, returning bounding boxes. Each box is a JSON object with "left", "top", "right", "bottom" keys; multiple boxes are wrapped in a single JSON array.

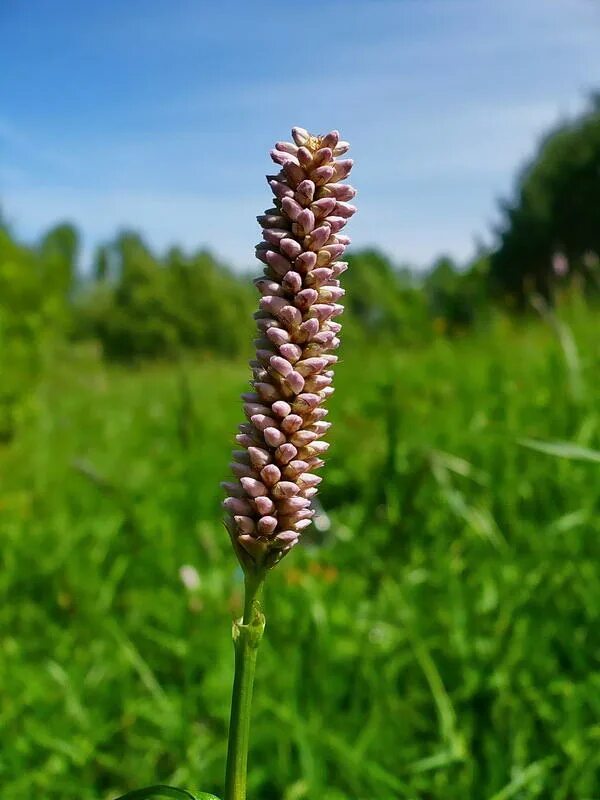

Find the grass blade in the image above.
[
  {"left": 114, "top": 786, "right": 220, "bottom": 800},
  {"left": 518, "top": 438, "right": 600, "bottom": 463}
]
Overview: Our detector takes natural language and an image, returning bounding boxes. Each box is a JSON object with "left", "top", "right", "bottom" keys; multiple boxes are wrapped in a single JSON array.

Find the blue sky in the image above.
[{"left": 1, "top": 0, "right": 599, "bottom": 270}]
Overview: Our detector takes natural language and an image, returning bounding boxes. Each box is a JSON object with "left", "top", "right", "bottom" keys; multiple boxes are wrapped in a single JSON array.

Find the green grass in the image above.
[{"left": 1, "top": 304, "right": 599, "bottom": 800}]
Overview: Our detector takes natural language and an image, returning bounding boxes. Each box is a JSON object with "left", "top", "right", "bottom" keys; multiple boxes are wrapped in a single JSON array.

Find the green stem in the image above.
[{"left": 224, "top": 570, "right": 266, "bottom": 800}]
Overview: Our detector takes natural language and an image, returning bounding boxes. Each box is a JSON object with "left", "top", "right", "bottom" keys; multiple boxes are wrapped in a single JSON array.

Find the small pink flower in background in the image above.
[
  {"left": 179, "top": 564, "right": 201, "bottom": 591},
  {"left": 552, "top": 252, "right": 569, "bottom": 277}
]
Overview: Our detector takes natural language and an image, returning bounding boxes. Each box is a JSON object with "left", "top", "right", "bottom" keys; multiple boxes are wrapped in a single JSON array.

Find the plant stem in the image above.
[{"left": 224, "top": 570, "right": 266, "bottom": 800}]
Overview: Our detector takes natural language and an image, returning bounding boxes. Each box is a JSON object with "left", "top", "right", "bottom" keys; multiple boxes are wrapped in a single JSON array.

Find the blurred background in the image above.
[{"left": 1, "top": 1, "right": 599, "bottom": 798}]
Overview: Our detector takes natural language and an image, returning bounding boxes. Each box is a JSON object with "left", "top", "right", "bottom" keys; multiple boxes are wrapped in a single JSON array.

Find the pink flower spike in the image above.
[{"left": 224, "top": 126, "right": 356, "bottom": 569}]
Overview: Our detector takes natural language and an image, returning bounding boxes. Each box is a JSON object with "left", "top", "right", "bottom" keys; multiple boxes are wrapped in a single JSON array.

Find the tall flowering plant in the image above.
[{"left": 117, "top": 127, "right": 356, "bottom": 800}]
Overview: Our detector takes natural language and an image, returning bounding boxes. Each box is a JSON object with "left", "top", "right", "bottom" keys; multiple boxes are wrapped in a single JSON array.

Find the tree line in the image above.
[{"left": 1, "top": 96, "right": 599, "bottom": 436}]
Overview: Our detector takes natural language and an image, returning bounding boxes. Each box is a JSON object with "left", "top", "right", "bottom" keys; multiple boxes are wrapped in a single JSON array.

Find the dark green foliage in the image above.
[
  {"left": 492, "top": 96, "right": 600, "bottom": 301},
  {"left": 76, "top": 233, "right": 256, "bottom": 361},
  {"left": 1, "top": 219, "right": 491, "bottom": 374},
  {"left": 1, "top": 302, "right": 598, "bottom": 799},
  {"left": 0, "top": 221, "right": 74, "bottom": 441},
  {"left": 425, "top": 254, "right": 490, "bottom": 334},
  {"left": 343, "top": 249, "right": 430, "bottom": 343}
]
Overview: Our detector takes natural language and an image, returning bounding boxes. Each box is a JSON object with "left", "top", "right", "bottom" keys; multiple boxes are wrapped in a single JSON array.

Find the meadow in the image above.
[{"left": 1, "top": 296, "right": 599, "bottom": 800}]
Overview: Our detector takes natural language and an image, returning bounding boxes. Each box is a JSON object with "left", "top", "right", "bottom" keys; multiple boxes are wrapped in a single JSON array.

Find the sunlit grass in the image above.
[{"left": 1, "top": 306, "right": 599, "bottom": 799}]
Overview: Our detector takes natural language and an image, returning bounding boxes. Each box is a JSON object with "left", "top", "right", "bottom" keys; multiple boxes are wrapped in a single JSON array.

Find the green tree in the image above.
[{"left": 492, "top": 95, "right": 600, "bottom": 302}]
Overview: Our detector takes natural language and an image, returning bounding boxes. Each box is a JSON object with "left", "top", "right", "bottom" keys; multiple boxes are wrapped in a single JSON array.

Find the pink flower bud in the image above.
[
  {"left": 263, "top": 427, "right": 286, "bottom": 448},
  {"left": 295, "top": 288, "right": 319, "bottom": 311},
  {"left": 230, "top": 462, "right": 255, "bottom": 478},
  {"left": 295, "top": 251, "right": 317, "bottom": 273},
  {"left": 308, "top": 303, "right": 335, "bottom": 322},
  {"left": 283, "top": 460, "right": 309, "bottom": 479},
  {"left": 303, "top": 487, "right": 318, "bottom": 499},
  {"left": 305, "top": 267, "right": 332, "bottom": 287},
  {"left": 333, "top": 140, "right": 350, "bottom": 155},
  {"left": 223, "top": 497, "right": 253, "bottom": 515},
  {"left": 248, "top": 446, "right": 271, "bottom": 468},
  {"left": 330, "top": 261, "right": 348, "bottom": 277},
  {"left": 257, "top": 515, "right": 278, "bottom": 535},
  {"left": 234, "top": 515, "right": 256, "bottom": 533},
  {"left": 296, "top": 146, "right": 313, "bottom": 167},
  {"left": 269, "top": 179, "right": 293, "bottom": 199},
  {"left": 321, "top": 243, "right": 346, "bottom": 262},
  {"left": 283, "top": 161, "right": 305, "bottom": 186},
  {"left": 298, "top": 318, "right": 320, "bottom": 339},
  {"left": 334, "top": 202, "right": 357, "bottom": 219},
  {"left": 308, "top": 440, "right": 330, "bottom": 454},
  {"left": 240, "top": 477, "right": 268, "bottom": 498},
  {"left": 326, "top": 216, "right": 347, "bottom": 233},
  {"left": 311, "top": 197, "right": 337, "bottom": 218},
  {"left": 254, "top": 495, "right": 275, "bottom": 515},
  {"left": 235, "top": 433, "right": 256, "bottom": 447},
  {"left": 319, "top": 286, "right": 345, "bottom": 302},
  {"left": 281, "top": 196, "right": 303, "bottom": 221},
  {"left": 266, "top": 327, "right": 290, "bottom": 347},
  {"left": 312, "top": 147, "right": 333, "bottom": 168},
  {"left": 278, "top": 305, "right": 302, "bottom": 327},
  {"left": 324, "top": 183, "right": 355, "bottom": 200},
  {"left": 258, "top": 212, "right": 288, "bottom": 227},
  {"left": 290, "top": 429, "right": 318, "bottom": 446},
  {"left": 280, "top": 237, "right": 302, "bottom": 259},
  {"left": 279, "top": 343, "right": 303, "bottom": 362},
  {"left": 312, "top": 165, "right": 335, "bottom": 185},
  {"left": 298, "top": 473, "right": 322, "bottom": 488},
  {"left": 281, "top": 414, "right": 303, "bottom": 434},
  {"left": 250, "top": 413, "right": 277, "bottom": 431},
  {"left": 255, "top": 276, "right": 283, "bottom": 294},
  {"left": 282, "top": 271, "right": 303, "bottom": 293},
  {"left": 253, "top": 383, "right": 279, "bottom": 404},
  {"left": 275, "top": 443, "right": 298, "bottom": 464},
  {"left": 320, "top": 130, "right": 340, "bottom": 149},
  {"left": 305, "top": 375, "right": 332, "bottom": 391},
  {"left": 296, "top": 208, "right": 315, "bottom": 235},
  {"left": 273, "top": 531, "right": 300, "bottom": 547},
  {"left": 270, "top": 148, "right": 298, "bottom": 166},
  {"left": 284, "top": 371, "right": 305, "bottom": 394},
  {"left": 260, "top": 294, "right": 287, "bottom": 315},
  {"left": 272, "top": 481, "right": 300, "bottom": 498},
  {"left": 275, "top": 141, "right": 299, "bottom": 155},
  {"left": 291, "top": 126, "right": 310, "bottom": 146},
  {"left": 295, "top": 179, "right": 315, "bottom": 205},
  {"left": 260, "top": 464, "right": 281, "bottom": 486},
  {"left": 293, "top": 393, "right": 321, "bottom": 412},
  {"left": 295, "top": 357, "right": 328, "bottom": 376},
  {"left": 277, "top": 497, "right": 311, "bottom": 513},
  {"left": 308, "top": 225, "right": 332, "bottom": 251},
  {"left": 332, "top": 159, "right": 353, "bottom": 181},
  {"left": 270, "top": 355, "right": 293, "bottom": 377},
  {"left": 243, "top": 402, "right": 271, "bottom": 418},
  {"left": 265, "top": 250, "right": 291, "bottom": 274},
  {"left": 272, "top": 400, "right": 292, "bottom": 418}
]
